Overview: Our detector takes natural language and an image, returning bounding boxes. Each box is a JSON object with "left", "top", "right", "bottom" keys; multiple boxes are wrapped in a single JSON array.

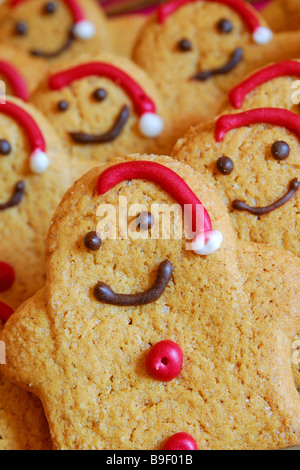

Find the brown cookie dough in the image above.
[
  {"left": 0, "top": 320, "right": 51, "bottom": 450},
  {"left": 0, "top": 0, "right": 111, "bottom": 64},
  {"left": 2, "top": 154, "right": 300, "bottom": 450},
  {"left": 30, "top": 52, "right": 174, "bottom": 180},
  {"left": 133, "top": 0, "right": 300, "bottom": 137}
]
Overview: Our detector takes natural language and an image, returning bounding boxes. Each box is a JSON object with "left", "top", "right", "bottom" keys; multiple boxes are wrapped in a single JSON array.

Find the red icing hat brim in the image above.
[{"left": 0, "top": 60, "right": 29, "bottom": 101}]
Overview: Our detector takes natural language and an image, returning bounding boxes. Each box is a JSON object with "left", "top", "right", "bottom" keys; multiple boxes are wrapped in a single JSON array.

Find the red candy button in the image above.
[
  {"left": 146, "top": 340, "right": 183, "bottom": 382},
  {"left": 0, "top": 301, "right": 14, "bottom": 322},
  {"left": 0, "top": 261, "right": 15, "bottom": 292},
  {"left": 162, "top": 433, "right": 198, "bottom": 451}
]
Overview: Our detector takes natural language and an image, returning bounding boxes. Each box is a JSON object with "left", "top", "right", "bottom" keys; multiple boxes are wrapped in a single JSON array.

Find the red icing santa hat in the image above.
[
  {"left": 158, "top": 0, "right": 272, "bottom": 45},
  {"left": 1, "top": 100, "right": 49, "bottom": 173},
  {"left": 229, "top": 60, "right": 300, "bottom": 109},
  {"left": 10, "top": 0, "right": 95, "bottom": 40},
  {"left": 49, "top": 62, "right": 164, "bottom": 138},
  {"left": 97, "top": 161, "right": 223, "bottom": 256},
  {"left": 0, "top": 60, "right": 29, "bottom": 101},
  {"left": 215, "top": 108, "right": 300, "bottom": 142}
]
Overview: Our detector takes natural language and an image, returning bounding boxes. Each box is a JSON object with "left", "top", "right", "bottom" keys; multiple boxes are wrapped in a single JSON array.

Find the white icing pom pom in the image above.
[
  {"left": 30, "top": 149, "right": 50, "bottom": 174},
  {"left": 73, "top": 20, "right": 95, "bottom": 40},
  {"left": 139, "top": 113, "right": 164, "bottom": 138},
  {"left": 191, "top": 230, "right": 223, "bottom": 256},
  {"left": 253, "top": 27, "right": 273, "bottom": 45}
]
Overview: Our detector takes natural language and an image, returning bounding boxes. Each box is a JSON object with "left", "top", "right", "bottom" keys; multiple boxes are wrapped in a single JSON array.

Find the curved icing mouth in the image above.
[
  {"left": 0, "top": 181, "right": 25, "bottom": 211},
  {"left": 93, "top": 260, "right": 173, "bottom": 306},
  {"left": 69, "top": 105, "right": 130, "bottom": 145},
  {"left": 30, "top": 28, "right": 74, "bottom": 59},
  {"left": 232, "top": 179, "right": 300, "bottom": 216},
  {"left": 191, "top": 48, "right": 244, "bottom": 81}
]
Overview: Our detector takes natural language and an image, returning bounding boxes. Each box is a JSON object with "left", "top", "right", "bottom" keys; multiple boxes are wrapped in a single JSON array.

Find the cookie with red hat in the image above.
[
  {"left": 0, "top": 97, "right": 70, "bottom": 314},
  {"left": 30, "top": 53, "right": 173, "bottom": 179},
  {"left": 2, "top": 154, "right": 300, "bottom": 450},
  {"left": 133, "top": 0, "right": 300, "bottom": 136},
  {"left": 0, "top": 0, "right": 111, "bottom": 64}
]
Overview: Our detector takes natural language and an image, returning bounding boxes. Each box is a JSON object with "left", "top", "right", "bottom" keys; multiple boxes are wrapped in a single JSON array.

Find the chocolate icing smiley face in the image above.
[
  {"left": 173, "top": 107, "right": 300, "bottom": 257},
  {"left": 0, "top": 0, "right": 111, "bottom": 63},
  {"left": 30, "top": 54, "right": 171, "bottom": 177},
  {"left": 133, "top": 0, "right": 274, "bottom": 133},
  {"left": 0, "top": 97, "right": 69, "bottom": 311}
]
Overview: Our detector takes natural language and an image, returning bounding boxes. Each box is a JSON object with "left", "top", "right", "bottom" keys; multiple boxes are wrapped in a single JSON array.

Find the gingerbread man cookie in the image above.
[
  {"left": 2, "top": 155, "right": 300, "bottom": 450},
  {"left": 30, "top": 53, "right": 173, "bottom": 179},
  {"left": 0, "top": 44, "right": 48, "bottom": 98},
  {"left": 0, "top": 97, "right": 70, "bottom": 312},
  {"left": 133, "top": 0, "right": 300, "bottom": 136},
  {"left": 0, "top": 0, "right": 111, "bottom": 64}
]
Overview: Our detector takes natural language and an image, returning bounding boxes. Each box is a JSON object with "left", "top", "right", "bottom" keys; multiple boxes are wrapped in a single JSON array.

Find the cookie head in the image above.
[
  {"left": 225, "top": 60, "right": 300, "bottom": 113},
  {"left": 31, "top": 55, "right": 171, "bottom": 165},
  {"left": 173, "top": 107, "right": 300, "bottom": 255},
  {"left": 133, "top": 0, "right": 272, "bottom": 130},
  {"left": 0, "top": 0, "right": 111, "bottom": 62}
]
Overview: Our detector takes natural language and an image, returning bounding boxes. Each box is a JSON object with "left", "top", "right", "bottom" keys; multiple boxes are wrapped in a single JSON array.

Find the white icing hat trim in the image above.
[
  {"left": 30, "top": 149, "right": 50, "bottom": 174},
  {"left": 253, "top": 27, "right": 273, "bottom": 45},
  {"left": 73, "top": 20, "right": 95, "bottom": 40},
  {"left": 139, "top": 113, "right": 164, "bottom": 138},
  {"left": 191, "top": 230, "right": 223, "bottom": 256}
]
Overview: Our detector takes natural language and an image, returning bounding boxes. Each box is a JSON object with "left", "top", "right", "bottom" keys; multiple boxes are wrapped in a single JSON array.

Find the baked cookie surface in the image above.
[
  {"left": 30, "top": 52, "right": 173, "bottom": 179},
  {"left": 133, "top": 0, "right": 300, "bottom": 136},
  {"left": 0, "top": 0, "right": 111, "bottom": 64},
  {"left": 2, "top": 155, "right": 300, "bottom": 450}
]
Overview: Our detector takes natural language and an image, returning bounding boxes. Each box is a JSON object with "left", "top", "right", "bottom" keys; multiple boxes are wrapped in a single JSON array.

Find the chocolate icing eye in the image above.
[
  {"left": 44, "top": 2, "right": 58, "bottom": 14},
  {"left": 15, "top": 21, "right": 28, "bottom": 36},
  {"left": 217, "top": 18, "right": 233, "bottom": 34},
  {"left": 57, "top": 100, "right": 69, "bottom": 112},
  {"left": 93, "top": 88, "right": 107, "bottom": 102},
  {"left": 0, "top": 140, "right": 11, "bottom": 156},
  {"left": 84, "top": 231, "right": 102, "bottom": 251},
  {"left": 216, "top": 156, "right": 234, "bottom": 175},
  {"left": 271, "top": 141, "right": 290, "bottom": 161},
  {"left": 136, "top": 212, "right": 155, "bottom": 231},
  {"left": 177, "top": 38, "right": 193, "bottom": 52}
]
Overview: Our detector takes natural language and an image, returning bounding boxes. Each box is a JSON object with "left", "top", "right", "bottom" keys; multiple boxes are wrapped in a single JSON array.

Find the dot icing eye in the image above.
[
  {"left": 216, "top": 156, "right": 234, "bottom": 175},
  {"left": 217, "top": 18, "right": 233, "bottom": 34},
  {"left": 15, "top": 21, "right": 28, "bottom": 36},
  {"left": 177, "top": 38, "right": 193, "bottom": 52},
  {"left": 84, "top": 231, "right": 102, "bottom": 251},
  {"left": 93, "top": 88, "right": 107, "bottom": 102},
  {"left": 271, "top": 141, "right": 290, "bottom": 161},
  {"left": 57, "top": 100, "right": 69, "bottom": 112},
  {"left": 0, "top": 140, "right": 11, "bottom": 156},
  {"left": 44, "top": 1, "right": 58, "bottom": 14},
  {"left": 135, "top": 212, "right": 155, "bottom": 231}
]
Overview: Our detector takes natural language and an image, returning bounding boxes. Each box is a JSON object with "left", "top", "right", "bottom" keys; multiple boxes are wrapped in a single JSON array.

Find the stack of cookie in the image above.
[{"left": 1, "top": 0, "right": 300, "bottom": 450}]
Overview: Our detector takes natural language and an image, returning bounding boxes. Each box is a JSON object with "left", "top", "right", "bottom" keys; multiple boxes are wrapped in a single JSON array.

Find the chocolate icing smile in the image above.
[
  {"left": 0, "top": 181, "right": 25, "bottom": 211},
  {"left": 232, "top": 179, "right": 300, "bottom": 215},
  {"left": 69, "top": 105, "right": 130, "bottom": 144},
  {"left": 192, "top": 48, "right": 244, "bottom": 81},
  {"left": 30, "top": 29, "right": 74, "bottom": 59},
  {"left": 93, "top": 260, "right": 173, "bottom": 306}
]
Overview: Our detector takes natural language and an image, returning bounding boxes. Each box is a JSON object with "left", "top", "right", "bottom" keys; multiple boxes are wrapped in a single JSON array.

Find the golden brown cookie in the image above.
[
  {"left": 0, "top": 320, "right": 51, "bottom": 450},
  {"left": 30, "top": 52, "right": 174, "bottom": 180},
  {"left": 219, "top": 59, "right": 300, "bottom": 115},
  {"left": 2, "top": 154, "right": 300, "bottom": 450},
  {"left": 0, "top": 44, "right": 48, "bottom": 98},
  {"left": 262, "top": 0, "right": 300, "bottom": 32},
  {"left": 0, "top": 97, "right": 70, "bottom": 311},
  {"left": 108, "top": 14, "right": 147, "bottom": 58},
  {"left": 0, "top": 0, "right": 111, "bottom": 64},
  {"left": 132, "top": 0, "right": 300, "bottom": 137}
]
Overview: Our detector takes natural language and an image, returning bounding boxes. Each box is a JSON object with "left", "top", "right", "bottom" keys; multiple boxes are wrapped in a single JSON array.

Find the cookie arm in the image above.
[{"left": 1, "top": 288, "right": 53, "bottom": 394}]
